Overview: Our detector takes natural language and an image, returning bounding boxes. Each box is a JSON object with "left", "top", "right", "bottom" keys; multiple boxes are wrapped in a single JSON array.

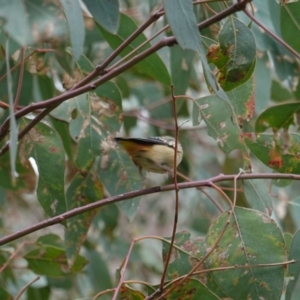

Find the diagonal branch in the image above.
[{"left": 243, "top": 8, "right": 300, "bottom": 60}]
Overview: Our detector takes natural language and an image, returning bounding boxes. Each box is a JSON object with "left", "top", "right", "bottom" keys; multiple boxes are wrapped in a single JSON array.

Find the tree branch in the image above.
[
  {"left": 0, "top": 171, "right": 298, "bottom": 246},
  {"left": 243, "top": 8, "right": 300, "bottom": 60}
]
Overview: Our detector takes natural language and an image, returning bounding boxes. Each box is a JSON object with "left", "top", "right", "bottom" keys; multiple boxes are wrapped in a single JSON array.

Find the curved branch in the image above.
[{"left": 0, "top": 171, "right": 298, "bottom": 246}]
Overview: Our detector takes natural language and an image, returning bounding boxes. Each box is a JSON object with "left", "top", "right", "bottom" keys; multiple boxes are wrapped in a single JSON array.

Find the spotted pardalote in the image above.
[{"left": 114, "top": 136, "right": 183, "bottom": 174}]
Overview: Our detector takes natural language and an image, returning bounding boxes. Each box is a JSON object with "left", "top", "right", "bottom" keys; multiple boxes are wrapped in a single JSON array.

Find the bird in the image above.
[{"left": 114, "top": 136, "right": 183, "bottom": 174}]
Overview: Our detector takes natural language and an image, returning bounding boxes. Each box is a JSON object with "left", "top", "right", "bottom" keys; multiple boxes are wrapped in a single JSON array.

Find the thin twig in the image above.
[
  {"left": 13, "top": 47, "right": 26, "bottom": 110},
  {"left": 0, "top": 103, "right": 62, "bottom": 156},
  {"left": 106, "top": 23, "right": 169, "bottom": 72},
  {"left": 0, "top": 48, "right": 55, "bottom": 83},
  {"left": 93, "top": 288, "right": 115, "bottom": 300},
  {"left": 71, "top": 6, "right": 165, "bottom": 90},
  {"left": 112, "top": 239, "right": 135, "bottom": 300},
  {"left": 198, "top": 187, "right": 225, "bottom": 213},
  {"left": 204, "top": 3, "right": 218, "bottom": 15},
  {"left": 0, "top": 241, "right": 31, "bottom": 273},
  {"left": 243, "top": 8, "right": 300, "bottom": 60},
  {"left": 0, "top": 100, "right": 9, "bottom": 109},
  {"left": 158, "top": 259, "right": 295, "bottom": 291},
  {"left": 135, "top": 235, "right": 203, "bottom": 259},
  {"left": 209, "top": 182, "right": 233, "bottom": 207},
  {"left": 15, "top": 276, "right": 40, "bottom": 300},
  {"left": 104, "top": 257, "right": 295, "bottom": 297},
  {"left": 159, "top": 85, "right": 180, "bottom": 292}
]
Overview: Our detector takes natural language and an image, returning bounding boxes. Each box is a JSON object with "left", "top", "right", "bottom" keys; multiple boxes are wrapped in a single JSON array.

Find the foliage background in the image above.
[{"left": 0, "top": 0, "right": 300, "bottom": 299}]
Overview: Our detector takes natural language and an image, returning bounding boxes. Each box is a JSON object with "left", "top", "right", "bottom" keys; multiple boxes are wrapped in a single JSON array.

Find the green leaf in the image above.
[
  {"left": 163, "top": 0, "right": 229, "bottom": 102},
  {"left": 0, "top": 65, "right": 34, "bottom": 108},
  {"left": 245, "top": 132, "right": 300, "bottom": 173},
  {"left": 192, "top": 95, "right": 250, "bottom": 166},
  {"left": 266, "top": 37, "right": 298, "bottom": 89},
  {"left": 96, "top": 204, "right": 119, "bottom": 236},
  {"left": 36, "top": 74, "right": 56, "bottom": 102},
  {"left": 163, "top": 0, "right": 202, "bottom": 52},
  {"left": 254, "top": 53, "right": 271, "bottom": 113},
  {"left": 120, "top": 285, "right": 145, "bottom": 299},
  {"left": 51, "top": 94, "right": 96, "bottom": 170},
  {"left": 83, "top": 0, "right": 119, "bottom": 34},
  {"left": 37, "top": 234, "right": 65, "bottom": 249},
  {"left": 19, "top": 119, "right": 66, "bottom": 217},
  {"left": 272, "top": 175, "right": 292, "bottom": 188},
  {"left": 170, "top": 46, "right": 195, "bottom": 95},
  {"left": 97, "top": 13, "right": 171, "bottom": 86},
  {"left": 51, "top": 81, "right": 122, "bottom": 170},
  {"left": 243, "top": 179, "right": 273, "bottom": 215},
  {"left": 0, "top": 0, "right": 31, "bottom": 45},
  {"left": 60, "top": 0, "right": 85, "bottom": 63},
  {"left": 165, "top": 279, "right": 220, "bottom": 300},
  {"left": 95, "top": 81, "right": 123, "bottom": 132},
  {"left": 285, "top": 232, "right": 293, "bottom": 254},
  {"left": 207, "top": 17, "right": 256, "bottom": 91},
  {"left": 75, "top": 54, "right": 95, "bottom": 74},
  {"left": 289, "top": 196, "right": 300, "bottom": 229},
  {"left": 46, "top": 277, "right": 72, "bottom": 289},
  {"left": 192, "top": 79, "right": 254, "bottom": 131},
  {"left": 85, "top": 248, "right": 113, "bottom": 293},
  {"left": 206, "top": 207, "right": 286, "bottom": 300},
  {"left": 20, "top": 0, "right": 70, "bottom": 73},
  {"left": 5, "top": 41, "right": 18, "bottom": 184},
  {"left": 25, "top": 235, "right": 88, "bottom": 277},
  {"left": 295, "top": 78, "right": 300, "bottom": 100},
  {"left": 115, "top": 76, "right": 130, "bottom": 98},
  {"left": 271, "top": 80, "right": 294, "bottom": 103},
  {"left": 65, "top": 172, "right": 103, "bottom": 266},
  {"left": 0, "top": 152, "right": 35, "bottom": 190},
  {"left": 245, "top": 1, "right": 280, "bottom": 52},
  {"left": 286, "top": 229, "right": 300, "bottom": 300},
  {"left": 97, "top": 146, "right": 142, "bottom": 221},
  {"left": 50, "top": 117, "right": 74, "bottom": 161},
  {"left": 60, "top": 53, "right": 93, "bottom": 88},
  {"left": 27, "top": 286, "right": 51, "bottom": 300},
  {"left": 255, "top": 102, "right": 300, "bottom": 133},
  {"left": 161, "top": 231, "right": 203, "bottom": 279},
  {"left": 131, "top": 83, "right": 173, "bottom": 120},
  {"left": 25, "top": 0, "right": 68, "bottom": 47},
  {"left": 226, "top": 76, "right": 255, "bottom": 125},
  {"left": 0, "top": 287, "right": 12, "bottom": 300},
  {"left": 161, "top": 231, "right": 226, "bottom": 299},
  {"left": 0, "top": 251, "right": 15, "bottom": 283},
  {"left": 281, "top": 1, "right": 300, "bottom": 53}
]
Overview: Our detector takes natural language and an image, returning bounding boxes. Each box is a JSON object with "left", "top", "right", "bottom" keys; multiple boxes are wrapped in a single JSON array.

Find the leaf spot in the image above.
[{"left": 219, "top": 121, "right": 227, "bottom": 129}]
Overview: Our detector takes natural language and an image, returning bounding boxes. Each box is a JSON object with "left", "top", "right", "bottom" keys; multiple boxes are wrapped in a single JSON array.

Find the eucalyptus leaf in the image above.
[{"left": 206, "top": 207, "right": 286, "bottom": 300}]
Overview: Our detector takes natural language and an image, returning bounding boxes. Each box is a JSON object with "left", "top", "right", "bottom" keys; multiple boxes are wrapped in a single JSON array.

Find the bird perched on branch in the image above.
[{"left": 114, "top": 136, "right": 183, "bottom": 175}]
